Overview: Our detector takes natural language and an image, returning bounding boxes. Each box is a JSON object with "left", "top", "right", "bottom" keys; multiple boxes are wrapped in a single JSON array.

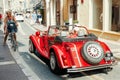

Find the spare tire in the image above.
[{"left": 81, "top": 41, "right": 104, "bottom": 64}]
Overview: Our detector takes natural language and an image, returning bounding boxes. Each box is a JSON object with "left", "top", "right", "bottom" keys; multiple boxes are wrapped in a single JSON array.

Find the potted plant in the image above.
[
  {"left": 73, "top": 20, "right": 79, "bottom": 25},
  {"left": 64, "top": 20, "right": 69, "bottom": 25}
]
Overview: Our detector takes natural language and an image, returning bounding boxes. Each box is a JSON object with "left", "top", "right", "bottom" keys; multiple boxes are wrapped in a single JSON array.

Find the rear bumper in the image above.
[{"left": 67, "top": 60, "right": 117, "bottom": 73}]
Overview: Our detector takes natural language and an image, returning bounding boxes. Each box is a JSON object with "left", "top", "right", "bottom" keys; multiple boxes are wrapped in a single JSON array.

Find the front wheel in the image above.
[
  {"left": 29, "top": 40, "right": 35, "bottom": 53},
  {"left": 12, "top": 40, "right": 17, "bottom": 51},
  {"left": 10, "top": 33, "right": 17, "bottom": 51}
]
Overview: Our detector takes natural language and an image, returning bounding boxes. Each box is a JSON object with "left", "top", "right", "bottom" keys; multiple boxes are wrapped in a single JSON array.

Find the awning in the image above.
[{"left": 34, "top": 0, "right": 44, "bottom": 9}]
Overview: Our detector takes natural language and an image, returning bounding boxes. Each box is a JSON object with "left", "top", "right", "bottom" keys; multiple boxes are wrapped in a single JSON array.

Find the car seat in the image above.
[
  {"left": 60, "top": 31, "right": 68, "bottom": 37},
  {"left": 78, "top": 29, "right": 86, "bottom": 37}
]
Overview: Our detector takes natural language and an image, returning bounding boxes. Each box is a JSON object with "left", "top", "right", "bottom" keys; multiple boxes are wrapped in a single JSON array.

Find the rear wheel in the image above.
[
  {"left": 29, "top": 40, "right": 35, "bottom": 53},
  {"left": 49, "top": 52, "right": 60, "bottom": 74}
]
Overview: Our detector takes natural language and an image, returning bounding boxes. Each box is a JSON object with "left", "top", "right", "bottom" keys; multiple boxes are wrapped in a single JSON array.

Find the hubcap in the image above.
[
  {"left": 50, "top": 54, "right": 56, "bottom": 70},
  {"left": 87, "top": 44, "right": 102, "bottom": 58}
]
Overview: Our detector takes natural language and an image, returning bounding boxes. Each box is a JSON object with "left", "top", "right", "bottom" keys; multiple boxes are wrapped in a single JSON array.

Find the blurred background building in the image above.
[{"left": 1, "top": 0, "right": 120, "bottom": 32}]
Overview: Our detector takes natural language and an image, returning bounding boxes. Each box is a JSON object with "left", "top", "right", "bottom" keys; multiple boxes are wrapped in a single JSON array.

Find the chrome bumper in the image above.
[{"left": 67, "top": 61, "right": 117, "bottom": 73}]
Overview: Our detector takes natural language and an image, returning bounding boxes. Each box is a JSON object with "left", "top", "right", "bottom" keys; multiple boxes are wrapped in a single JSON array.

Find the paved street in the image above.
[
  {"left": 0, "top": 19, "right": 120, "bottom": 80},
  {"left": 0, "top": 31, "right": 28, "bottom": 80},
  {"left": 0, "top": 0, "right": 120, "bottom": 80},
  {"left": 99, "top": 38, "right": 120, "bottom": 60}
]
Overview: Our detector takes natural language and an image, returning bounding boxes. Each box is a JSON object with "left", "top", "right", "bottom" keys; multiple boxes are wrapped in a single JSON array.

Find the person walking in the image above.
[
  {"left": 37, "top": 12, "right": 42, "bottom": 25},
  {"left": 31, "top": 11, "right": 37, "bottom": 25}
]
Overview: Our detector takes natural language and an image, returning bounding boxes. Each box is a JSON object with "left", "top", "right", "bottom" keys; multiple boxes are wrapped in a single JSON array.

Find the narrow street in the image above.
[
  {"left": 0, "top": 0, "right": 120, "bottom": 80},
  {"left": 5, "top": 19, "right": 120, "bottom": 80}
]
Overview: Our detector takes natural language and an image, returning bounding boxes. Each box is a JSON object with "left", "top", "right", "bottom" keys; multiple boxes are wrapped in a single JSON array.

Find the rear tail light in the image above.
[{"left": 105, "top": 51, "right": 114, "bottom": 62}]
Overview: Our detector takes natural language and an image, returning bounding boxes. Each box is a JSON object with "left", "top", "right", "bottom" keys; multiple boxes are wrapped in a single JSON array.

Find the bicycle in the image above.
[
  {"left": 6, "top": 19, "right": 18, "bottom": 51},
  {"left": 8, "top": 31, "right": 17, "bottom": 51}
]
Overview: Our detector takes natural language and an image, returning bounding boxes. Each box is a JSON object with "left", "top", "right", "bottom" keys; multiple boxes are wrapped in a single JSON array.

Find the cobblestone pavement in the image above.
[{"left": 99, "top": 38, "right": 120, "bottom": 60}]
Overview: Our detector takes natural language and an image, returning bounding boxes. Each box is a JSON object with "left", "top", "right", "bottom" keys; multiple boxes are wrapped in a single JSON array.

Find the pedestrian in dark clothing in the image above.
[{"left": 37, "top": 12, "right": 42, "bottom": 24}]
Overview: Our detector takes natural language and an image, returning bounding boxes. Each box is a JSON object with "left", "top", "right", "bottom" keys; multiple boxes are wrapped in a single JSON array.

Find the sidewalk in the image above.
[
  {"left": 99, "top": 38, "right": 120, "bottom": 60},
  {"left": 25, "top": 18, "right": 47, "bottom": 31},
  {"left": 0, "top": 30, "right": 28, "bottom": 80}
]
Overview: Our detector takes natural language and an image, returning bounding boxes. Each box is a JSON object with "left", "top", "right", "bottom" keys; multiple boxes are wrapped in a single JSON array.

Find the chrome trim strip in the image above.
[
  {"left": 67, "top": 63, "right": 114, "bottom": 73},
  {"left": 70, "top": 43, "right": 82, "bottom": 66}
]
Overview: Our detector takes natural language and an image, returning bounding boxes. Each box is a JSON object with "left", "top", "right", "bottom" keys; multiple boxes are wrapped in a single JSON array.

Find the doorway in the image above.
[
  {"left": 94, "top": 0, "right": 103, "bottom": 30},
  {"left": 56, "top": 0, "right": 60, "bottom": 25},
  {"left": 112, "top": 0, "right": 120, "bottom": 32}
]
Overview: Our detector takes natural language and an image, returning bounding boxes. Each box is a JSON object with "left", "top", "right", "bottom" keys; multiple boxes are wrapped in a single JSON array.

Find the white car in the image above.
[{"left": 15, "top": 13, "right": 24, "bottom": 22}]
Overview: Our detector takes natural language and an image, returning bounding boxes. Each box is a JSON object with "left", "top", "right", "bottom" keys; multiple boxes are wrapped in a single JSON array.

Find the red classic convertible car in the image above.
[{"left": 29, "top": 25, "right": 116, "bottom": 74}]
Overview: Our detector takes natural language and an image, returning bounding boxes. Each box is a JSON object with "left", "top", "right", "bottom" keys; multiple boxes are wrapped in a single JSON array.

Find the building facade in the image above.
[
  {"left": 42, "top": 0, "right": 120, "bottom": 32},
  {"left": 4, "top": 0, "right": 120, "bottom": 32}
]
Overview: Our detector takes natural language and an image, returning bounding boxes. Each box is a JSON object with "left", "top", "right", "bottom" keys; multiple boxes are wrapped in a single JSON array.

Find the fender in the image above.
[
  {"left": 29, "top": 35, "right": 48, "bottom": 58},
  {"left": 49, "top": 45, "right": 70, "bottom": 68},
  {"left": 98, "top": 41, "right": 111, "bottom": 53}
]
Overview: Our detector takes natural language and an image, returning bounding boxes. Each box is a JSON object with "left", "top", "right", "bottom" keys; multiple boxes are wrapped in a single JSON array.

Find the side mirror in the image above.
[{"left": 35, "top": 31, "right": 40, "bottom": 36}]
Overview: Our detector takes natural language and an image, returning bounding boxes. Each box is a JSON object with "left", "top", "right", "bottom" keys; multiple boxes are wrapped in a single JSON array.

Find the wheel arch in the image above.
[
  {"left": 29, "top": 35, "right": 41, "bottom": 50},
  {"left": 98, "top": 41, "right": 111, "bottom": 53},
  {"left": 49, "top": 46, "right": 64, "bottom": 68}
]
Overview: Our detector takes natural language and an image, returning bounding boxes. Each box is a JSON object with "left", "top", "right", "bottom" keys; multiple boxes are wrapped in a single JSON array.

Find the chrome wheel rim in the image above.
[{"left": 50, "top": 53, "right": 56, "bottom": 70}]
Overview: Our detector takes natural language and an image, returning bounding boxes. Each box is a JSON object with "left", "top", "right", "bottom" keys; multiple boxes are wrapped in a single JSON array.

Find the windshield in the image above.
[{"left": 48, "top": 25, "right": 88, "bottom": 38}]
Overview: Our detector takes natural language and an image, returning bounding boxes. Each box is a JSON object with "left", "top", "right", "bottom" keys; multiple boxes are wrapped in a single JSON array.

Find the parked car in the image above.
[
  {"left": 15, "top": 13, "right": 24, "bottom": 22},
  {"left": 29, "top": 25, "right": 117, "bottom": 74}
]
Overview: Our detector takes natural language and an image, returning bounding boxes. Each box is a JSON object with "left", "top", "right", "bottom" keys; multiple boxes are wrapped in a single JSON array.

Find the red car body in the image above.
[{"left": 29, "top": 25, "right": 116, "bottom": 73}]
